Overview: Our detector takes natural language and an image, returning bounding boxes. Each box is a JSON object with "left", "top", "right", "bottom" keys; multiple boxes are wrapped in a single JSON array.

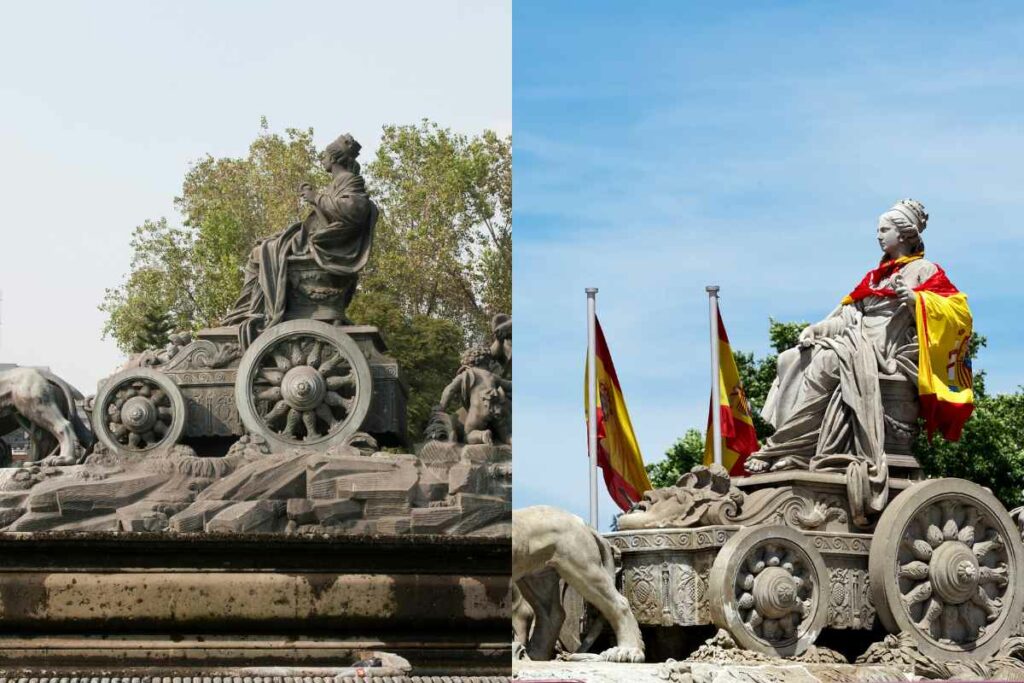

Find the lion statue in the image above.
[
  {"left": 512, "top": 505, "right": 645, "bottom": 663},
  {"left": 0, "top": 367, "right": 90, "bottom": 467}
]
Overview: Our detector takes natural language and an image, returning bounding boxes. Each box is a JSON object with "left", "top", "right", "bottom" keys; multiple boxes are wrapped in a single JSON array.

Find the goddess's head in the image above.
[
  {"left": 877, "top": 198, "right": 928, "bottom": 259},
  {"left": 321, "top": 133, "right": 362, "bottom": 174}
]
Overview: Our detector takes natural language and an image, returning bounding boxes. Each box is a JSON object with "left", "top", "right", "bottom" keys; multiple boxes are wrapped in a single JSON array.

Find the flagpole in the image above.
[
  {"left": 706, "top": 285, "right": 723, "bottom": 467},
  {"left": 586, "top": 287, "right": 599, "bottom": 529}
]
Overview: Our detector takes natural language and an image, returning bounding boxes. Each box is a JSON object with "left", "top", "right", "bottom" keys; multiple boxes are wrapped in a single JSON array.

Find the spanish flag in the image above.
[
  {"left": 703, "top": 312, "right": 760, "bottom": 475},
  {"left": 584, "top": 318, "right": 652, "bottom": 511},
  {"left": 842, "top": 254, "right": 973, "bottom": 440}
]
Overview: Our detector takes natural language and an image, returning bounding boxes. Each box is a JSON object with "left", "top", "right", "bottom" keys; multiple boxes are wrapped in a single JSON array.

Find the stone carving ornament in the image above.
[
  {"left": 868, "top": 478, "right": 1024, "bottom": 660},
  {"left": 234, "top": 319, "right": 372, "bottom": 451},
  {"left": 709, "top": 525, "right": 829, "bottom": 657},
  {"left": 617, "top": 464, "right": 744, "bottom": 530}
]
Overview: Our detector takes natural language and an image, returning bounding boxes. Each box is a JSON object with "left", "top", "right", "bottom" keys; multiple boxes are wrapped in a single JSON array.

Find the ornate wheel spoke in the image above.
[
  {"left": 870, "top": 481, "right": 1021, "bottom": 660},
  {"left": 235, "top": 321, "right": 372, "bottom": 451},
  {"left": 314, "top": 403, "right": 337, "bottom": 430},
  {"left": 302, "top": 410, "right": 319, "bottom": 439},
  {"left": 283, "top": 406, "right": 301, "bottom": 436},
  {"left": 257, "top": 386, "right": 283, "bottom": 402},
  {"left": 263, "top": 400, "right": 290, "bottom": 424},
  {"left": 258, "top": 368, "right": 285, "bottom": 385},
  {"left": 711, "top": 526, "right": 827, "bottom": 657},
  {"left": 94, "top": 369, "right": 184, "bottom": 456}
]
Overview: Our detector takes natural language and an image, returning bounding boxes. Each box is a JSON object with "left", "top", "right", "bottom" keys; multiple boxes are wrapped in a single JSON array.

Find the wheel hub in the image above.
[
  {"left": 930, "top": 540, "right": 980, "bottom": 605},
  {"left": 121, "top": 396, "right": 157, "bottom": 432},
  {"left": 753, "top": 566, "right": 800, "bottom": 619},
  {"left": 281, "top": 365, "right": 326, "bottom": 411}
]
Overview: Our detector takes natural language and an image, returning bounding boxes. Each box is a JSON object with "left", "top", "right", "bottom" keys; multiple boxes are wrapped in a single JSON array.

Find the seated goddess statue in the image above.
[
  {"left": 745, "top": 199, "right": 974, "bottom": 522},
  {"left": 222, "top": 133, "right": 378, "bottom": 348}
]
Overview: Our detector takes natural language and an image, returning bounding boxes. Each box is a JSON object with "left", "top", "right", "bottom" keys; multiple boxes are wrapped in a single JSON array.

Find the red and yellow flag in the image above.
[
  {"left": 585, "top": 318, "right": 652, "bottom": 511},
  {"left": 703, "top": 312, "right": 759, "bottom": 475},
  {"left": 842, "top": 255, "right": 973, "bottom": 440}
]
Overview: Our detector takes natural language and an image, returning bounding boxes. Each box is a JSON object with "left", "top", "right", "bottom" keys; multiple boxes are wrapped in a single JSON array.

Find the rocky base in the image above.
[
  {"left": 0, "top": 440, "right": 510, "bottom": 535},
  {"left": 513, "top": 660, "right": 910, "bottom": 682}
]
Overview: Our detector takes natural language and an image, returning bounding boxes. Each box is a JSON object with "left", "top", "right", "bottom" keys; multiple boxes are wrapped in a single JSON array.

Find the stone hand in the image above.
[
  {"left": 298, "top": 184, "right": 317, "bottom": 203},
  {"left": 892, "top": 274, "right": 916, "bottom": 308},
  {"left": 798, "top": 325, "right": 818, "bottom": 348}
]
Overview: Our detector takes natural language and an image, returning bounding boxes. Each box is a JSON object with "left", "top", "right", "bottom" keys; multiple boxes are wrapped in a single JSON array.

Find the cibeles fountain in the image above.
[
  {"left": 514, "top": 199, "right": 1024, "bottom": 683},
  {"left": 0, "top": 132, "right": 511, "bottom": 678}
]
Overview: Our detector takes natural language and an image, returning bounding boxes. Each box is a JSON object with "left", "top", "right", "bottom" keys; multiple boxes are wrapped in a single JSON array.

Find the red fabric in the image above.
[
  {"left": 919, "top": 394, "right": 975, "bottom": 442},
  {"left": 597, "top": 442, "right": 643, "bottom": 511},
  {"left": 844, "top": 260, "right": 960, "bottom": 303}
]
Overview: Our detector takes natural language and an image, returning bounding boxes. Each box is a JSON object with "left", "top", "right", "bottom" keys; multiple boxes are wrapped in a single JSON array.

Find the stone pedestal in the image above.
[{"left": 0, "top": 533, "right": 510, "bottom": 675}]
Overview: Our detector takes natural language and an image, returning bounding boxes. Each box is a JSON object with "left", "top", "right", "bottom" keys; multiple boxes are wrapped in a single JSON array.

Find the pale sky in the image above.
[{"left": 0, "top": 0, "right": 510, "bottom": 393}]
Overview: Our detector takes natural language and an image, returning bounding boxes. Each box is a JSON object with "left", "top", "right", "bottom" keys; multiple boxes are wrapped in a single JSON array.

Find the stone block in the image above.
[
  {"left": 28, "top": 472, "right": 166, "bottom": 514},
  {"left": 286, "top": 498, "right": 317, "bottom": 524},
  {"left": 206, "top": 500, "right": 286, "bottom": 533},
  {"left": 410, "top": 505, "right": 462, "bottom": 534},
  {"left": 413, "top": 465, "right": 448, "bottom": 506},
  {"left": 312, "top": 498, "right": 363, "bottom": 524},
  {"left": 169, "top": 500, "right": 234, "bottom": 532},
  {"left": 448, "top": 462, "right": 486, "bottom": 495},
  {"left": 198, "top": 452, "right": 307, "bottom": 501},
  {"left": 117, "top": 503, "right": 169, "bottom": 532}
]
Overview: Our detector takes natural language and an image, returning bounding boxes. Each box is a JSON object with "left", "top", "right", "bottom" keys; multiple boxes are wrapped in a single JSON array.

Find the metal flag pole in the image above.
[
  {"left": 706, "top": 285, "right": 723, "bottom": 467},
  {"left": 586, "top": 287, "right": 599, "bottom": 529}
]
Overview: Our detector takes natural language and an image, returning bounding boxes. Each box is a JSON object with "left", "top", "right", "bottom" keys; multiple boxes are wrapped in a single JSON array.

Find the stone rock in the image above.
[
  {"left": 168, "top": 500, "right": 234, "bottom": 532},
  {"left": 206, "top": 500, "right": 286, "bottom": 533}
]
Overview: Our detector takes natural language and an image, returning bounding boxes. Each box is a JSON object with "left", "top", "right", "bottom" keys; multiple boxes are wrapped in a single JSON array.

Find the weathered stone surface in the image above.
[{"left": 207, "top": 500, "right": 286, "bottom": 533}]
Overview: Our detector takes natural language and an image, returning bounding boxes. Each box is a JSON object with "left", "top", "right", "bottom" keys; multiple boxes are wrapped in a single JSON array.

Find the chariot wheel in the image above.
[
  {"left": 710, "top": 525, "right": 829, "bottom": 657},
  {"left": 869, "top": 478, "right": 1024, "bottom": 661},
  {"left": 234, "top": 320, "right": 372, "bottom": 452},
  {"left": 92, "top": 368, "right": 186, "bottom": 457}
]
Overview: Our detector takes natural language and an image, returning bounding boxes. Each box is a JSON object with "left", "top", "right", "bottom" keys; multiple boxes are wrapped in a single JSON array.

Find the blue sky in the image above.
[
  {"left": 513, "top": 1, "right": 1024, "bottom": 526},
  {"left": 0, "top": 0, "right": 510, "bottom": 392}
]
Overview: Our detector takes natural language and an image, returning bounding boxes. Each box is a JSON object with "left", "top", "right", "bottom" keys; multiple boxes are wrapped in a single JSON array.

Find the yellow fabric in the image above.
[
  {"left": 915, "top": 290, "right": 974, "bottom": 405},
  {"left": 702, "top": 332, "right": 757, "bottom": 471},
  {"left": 585, "top": 354, "right": 652, "bottom": 496}
]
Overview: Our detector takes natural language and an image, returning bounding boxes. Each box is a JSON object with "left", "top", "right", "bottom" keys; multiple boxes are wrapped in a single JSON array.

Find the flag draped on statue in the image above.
[
  {"left": 584, "top": 318, "right": 652, "bottom": 511},
  {"left": 703, "top": 312, "right": 759, "bottom": 475},
  {"left": 841, "top": 255, "right": 974, "bottom": 440}
]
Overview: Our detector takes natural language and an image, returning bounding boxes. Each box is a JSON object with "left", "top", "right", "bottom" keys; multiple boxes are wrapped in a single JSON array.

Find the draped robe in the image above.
[{"left": 222, "top": 169, "right": 377, "bottom": 348}]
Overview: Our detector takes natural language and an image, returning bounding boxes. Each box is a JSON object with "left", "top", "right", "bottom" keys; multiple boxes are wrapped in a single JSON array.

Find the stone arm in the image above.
[
  {"left": 313, "top": 189, "right": 370, "bottom": 224},
  {"left": 798, "top": 304, "right": 850, "bottom": 346},
  {"left": 438, "top": 372, "right": 468, "bottom": 412}
]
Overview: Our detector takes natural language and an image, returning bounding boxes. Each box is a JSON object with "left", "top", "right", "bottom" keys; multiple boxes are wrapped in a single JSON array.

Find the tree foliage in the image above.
[
  {"left": 100, "top": 119, "right": 510, "bottom": 439},
  {"left": 362, "top": 121, "right": 511, "bottom": 338}
]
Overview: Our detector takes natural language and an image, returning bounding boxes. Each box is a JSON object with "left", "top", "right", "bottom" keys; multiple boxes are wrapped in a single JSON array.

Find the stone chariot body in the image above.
[{"left": 609, "top": 200, "right": 1023, "bottom": 665}]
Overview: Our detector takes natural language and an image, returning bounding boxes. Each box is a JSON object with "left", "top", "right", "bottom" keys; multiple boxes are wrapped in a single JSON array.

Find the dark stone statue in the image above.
[{"left": 222, "top": 133, "right": 379, "bottom": 348}]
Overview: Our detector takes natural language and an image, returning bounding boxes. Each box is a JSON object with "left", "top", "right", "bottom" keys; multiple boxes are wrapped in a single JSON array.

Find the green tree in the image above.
[
  {"left": 133, "top": 310, "right": 173, "bottom": 354},
  {"left": 646, "top": 428, "right": 705, "bottom": 489},
  {"left": 100, "top": 119, "right": 511, "bottom": 439},
  {"left": 362, "top": 121, "right": 511, "bottom": 338}
]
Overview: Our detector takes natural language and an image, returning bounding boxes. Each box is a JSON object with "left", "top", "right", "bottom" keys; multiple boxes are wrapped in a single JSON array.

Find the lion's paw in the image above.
[{"left": 600, "top": 646, "right": 645, "bottom": 663}]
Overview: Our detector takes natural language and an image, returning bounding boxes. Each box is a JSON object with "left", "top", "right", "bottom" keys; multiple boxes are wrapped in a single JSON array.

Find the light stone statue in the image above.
[
  {"left": 745, "top": 199, "right": 937, "bottom": 520},
  {"left": 513, "top": 505, "right": 645, "bottom": 663}
]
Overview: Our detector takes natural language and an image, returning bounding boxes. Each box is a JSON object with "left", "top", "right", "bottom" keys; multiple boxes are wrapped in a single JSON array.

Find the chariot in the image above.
[
  {"left": 91, "top": 253, "right": 407, "bottom": 459},
  {"left": 608, "top": 407, "right": 1024, "bottom": 662}
]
